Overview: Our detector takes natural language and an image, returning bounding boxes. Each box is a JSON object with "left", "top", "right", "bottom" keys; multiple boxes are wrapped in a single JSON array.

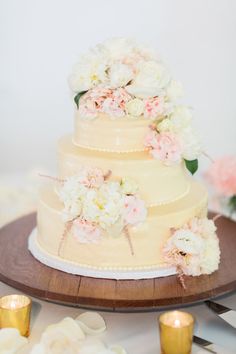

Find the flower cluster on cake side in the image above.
[
  {"left": 56, "top": 167, "right": 147, "bottom": 249},
  {"left": 69, "top": 38, "right": 201, "bottom": 174},
  {"left": 162, "top": 217, "right": 220, "bottom": 277}
]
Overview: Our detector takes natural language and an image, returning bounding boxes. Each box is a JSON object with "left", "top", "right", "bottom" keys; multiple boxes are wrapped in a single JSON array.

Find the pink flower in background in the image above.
[
  {"left": 205, "top": 156, "right": 236, "bottom": 197},
  {"left": 123, "top": 195, "right": 147, "bottom": 225},
  {"left": 145, "top": 131, "right": 182, "bottom": 165},
  {"left": 143, "top": 97, "right": 165, "bottom": 119},
  {"left": 73, "top": 218, "right": 101, "bottom": 244}
]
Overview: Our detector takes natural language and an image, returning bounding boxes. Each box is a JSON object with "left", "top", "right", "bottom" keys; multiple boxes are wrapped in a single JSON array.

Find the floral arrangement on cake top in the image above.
[
  {"left": 56, "top": 167, "right": 147, "bottom": 254},
  {"left": 205, "top": 156, "right": 236, "bottom": 217},
  {"left": 69, "top": 38, "right": 201, "bottom": 174},
  {"left": 163, "top": 217, "right": 220, "bottom": 280},
  {"left": 69, "top": 37, "right": 181, "bottom": 119}
]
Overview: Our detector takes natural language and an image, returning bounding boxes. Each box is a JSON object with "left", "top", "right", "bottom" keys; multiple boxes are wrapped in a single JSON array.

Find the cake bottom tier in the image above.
[{"left": 29, "top": 181, "right": 208, "bottom": 279}]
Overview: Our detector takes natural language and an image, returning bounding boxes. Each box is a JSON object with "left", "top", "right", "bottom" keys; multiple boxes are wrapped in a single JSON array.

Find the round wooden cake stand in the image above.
[{"left": 0, "top": 213, "right": 236, "bottom": 312}]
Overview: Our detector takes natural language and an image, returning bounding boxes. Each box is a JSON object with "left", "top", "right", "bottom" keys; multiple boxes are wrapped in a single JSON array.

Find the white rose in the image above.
[
  {"left": 109, "top": 63, "right": 133, "bottom": 88},
  {"left": 171, "top": 229, "right": 204, "bottom": 255},
  {"left": 126, "top": 60, "right": 171, "bottom": 98},
  {"left": 166, "top": 80, "right": 183, "bottom": 101},
  {"left": 125, "top": 98, "right": 144, "bottom": 117},
  {"left": 120, "top": 177, "right": 139, "bottom": 195}
]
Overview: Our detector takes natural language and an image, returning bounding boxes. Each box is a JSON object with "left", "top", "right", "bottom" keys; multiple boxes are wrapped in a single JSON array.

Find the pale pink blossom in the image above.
[
  {"left": 73, "top": 218, "right": 101, "bottom": 244},
  {"left": 145, "top": 131, "right": 182, "bottom": 165},
  {"left": 205, "top": 156, "right": 236, "bottom": 197},
  {"left": 80, "top": 167, "right": 105, "bottom": 188},
  {"left": 143, "top": 97, "right": 165, "bottom": 119},
  {"left": 123, "top": 195, "right": 147, "bottom": 225}
]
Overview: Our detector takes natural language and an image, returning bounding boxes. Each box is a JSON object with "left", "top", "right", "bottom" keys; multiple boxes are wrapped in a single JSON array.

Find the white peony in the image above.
[
  {"left": 68, "top": 50, "right": 108, "bottom": 93},
  {"left": 171, "top": 229, "right": 204, "bottom": 255},
  {"left": 101, "top": 37, "right": 136, "bottom": 62},
  {"left": 0, "top": 328, "right": 28, "bottom": 354},
  {"left": 108, "top": 63, "right": 133, "bottom": 88},
  {"left": 166, "top": 80, "right": 184, "bottom": 101},
  {"left": 82, "top": 182, "right": 124, "bottom": 229},
  {"left": 126, "top": 60, "right": 171, "bottom": 98},
  {"left": 120, "top": 177, "right": 139, "bottom": 195},
  {"left": 30, "top": 317, "right": 85, "bottom": 354},
  {"left": 125, "top": 98, "right": 144, "bottom": 117}
]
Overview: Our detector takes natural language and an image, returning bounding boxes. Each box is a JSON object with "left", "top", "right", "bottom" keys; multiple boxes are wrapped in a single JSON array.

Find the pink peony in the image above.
[
  {"left": 205, "top": 156, "right": 236, "bottom": 197},
  {"left": 123, "top": 195, "right": 147, "bottom": 225},
  {"left": 143, "top": 97, "right": 165, "bottom": 119},
  {"left": 145, "top": 131, "right": 182, "bottom": 165},
  {"left": 73, "top": 218, "right": 101, "bottom": 244}
]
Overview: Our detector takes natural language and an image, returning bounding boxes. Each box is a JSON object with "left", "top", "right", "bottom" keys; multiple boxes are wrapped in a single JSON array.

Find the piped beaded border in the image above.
[{"left": 28, "top": 229, "right": 176, "bottom": 280}]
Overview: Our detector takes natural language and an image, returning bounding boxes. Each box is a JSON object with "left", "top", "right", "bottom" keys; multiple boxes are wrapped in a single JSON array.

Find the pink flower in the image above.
[
  {"left": 80, "top": 167, "right": 105, "bottom": 188},
  {"left": 73, "top": 218, "right": 101, "bottom": 244},
  {"left": 145, "top": 131, "right": 182, "bottom": 165},
  {"left": 205, "top": 156, "right": 236, "bottom": 197},
  {"left": 143, "top": 97, "right": 165, "bottom": 119},
  {"left": 123, "top": 195, "right": 147, "bottom": 225}
]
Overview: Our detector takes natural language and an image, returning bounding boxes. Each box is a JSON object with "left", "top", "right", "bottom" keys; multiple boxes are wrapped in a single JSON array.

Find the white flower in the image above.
[
  {"left": 30, "top": 317, "right": 85, "bottom": 354},
  {"left": 157, "top": 106, "right": 192, "bottom": 133},
  {"left": 57, "top": 176, "right": 88, "bottom": 222},
  {"left": 120, "top": 177, "right": 139, "bottom": 195},
  {"left": 0, "top": 328, "right": 28, "bottom": 354},
  {"left": 171, "top": 229, "right": 204, "bottom": 255},
  {"left": 68, "top": 51, "right": 108, "bottom": 93},
  {"left": 201, "top": 235, "right": 220, "bottom": 274},
  {"left": 126, "top": 60, "right": 171, "bottom": 98},
  {"left": 180, "top": 127, "right": 201, "bottom": 161},
  {"left": 109, "top": 63, "right": 133, "bottom": 88},
  {"left": 166, "top": 80, "right": 183, "bottom": 101},
  {"left": 82, "top": 182, "right": 124, "bottom": 229},
  {"left": 101, "top": 37, "right": 136, "bottom": 62},
  {"left": 125, "top": 98, "right": 144, "bottom": 117}
]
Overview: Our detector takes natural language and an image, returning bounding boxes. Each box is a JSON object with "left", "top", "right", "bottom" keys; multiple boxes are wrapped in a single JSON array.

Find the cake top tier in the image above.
[
  {"left": 69, "top": 38, "right": 182, "bottom": 120},
  {"left": 69, "top": 38, "right": 201, "bottom": 174}
]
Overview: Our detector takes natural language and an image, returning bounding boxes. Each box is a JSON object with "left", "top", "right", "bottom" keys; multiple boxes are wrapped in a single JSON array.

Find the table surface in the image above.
[{"left": 1, "top": 282, "right": 236, "bottom": 354}]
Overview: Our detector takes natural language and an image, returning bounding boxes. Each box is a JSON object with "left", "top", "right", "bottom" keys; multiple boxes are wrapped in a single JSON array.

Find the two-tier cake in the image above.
[{"left": 28, "top": 38, "right": 220, "bottom": 279}]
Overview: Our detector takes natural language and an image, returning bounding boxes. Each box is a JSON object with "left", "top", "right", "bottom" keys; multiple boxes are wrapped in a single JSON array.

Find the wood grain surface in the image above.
[{"left": 0, "top": 212, "right": 236, "bottom": 312}]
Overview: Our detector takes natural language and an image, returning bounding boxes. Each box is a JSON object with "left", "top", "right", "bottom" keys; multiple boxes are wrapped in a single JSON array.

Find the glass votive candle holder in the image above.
[
  {"left": 159, "top": 310, "right": 194, "bottom": 354},
  {"left": 0, "top": 294, "right": 32, "bottom": 337}
]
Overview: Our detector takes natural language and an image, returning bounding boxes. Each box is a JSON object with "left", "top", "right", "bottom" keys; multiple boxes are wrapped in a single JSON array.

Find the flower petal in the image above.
[{"left": 76, "top": 312, "right": 106, "bottom": 335}]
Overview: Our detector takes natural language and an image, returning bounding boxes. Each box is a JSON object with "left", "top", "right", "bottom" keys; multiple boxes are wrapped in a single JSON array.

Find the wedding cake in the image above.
[{"left": 29, "top": 38, "right": 220, "bottom": 280}]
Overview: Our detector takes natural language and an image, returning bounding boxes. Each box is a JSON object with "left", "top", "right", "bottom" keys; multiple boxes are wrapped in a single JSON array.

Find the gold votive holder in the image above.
[
  {"left": 0, "top": 294, "right": 32, "bottom": 337},
  {"left": 159, "top": 310, "right": 194, "bottom": 354}
]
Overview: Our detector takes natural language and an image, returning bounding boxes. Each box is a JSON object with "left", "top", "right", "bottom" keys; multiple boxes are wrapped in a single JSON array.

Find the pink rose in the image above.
[
  {"left": 143, "top": 97, "right": 165, "bottom": 119},
  {"left": 73, "top": 218, "right": 101, "bottom": 244},
  {"left": 205, "top": 156, "right": 236, "bottom": 197},
  {"left": 145, "top": 131, "right": 182, "bottom": 165},
  {"left": 123, "top": 195, "right": 147, "bottom": 225}
]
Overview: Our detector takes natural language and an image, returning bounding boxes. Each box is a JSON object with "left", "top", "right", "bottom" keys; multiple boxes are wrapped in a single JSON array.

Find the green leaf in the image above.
[
  {"left": 228, "top": 195, "right": 236, "bottom": 214},
  {"left": 74, "top": 91, "right": 87, "bottom": 108},
  {"left": 184, "top": 159, "right": 198, "bottom": 175}
]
